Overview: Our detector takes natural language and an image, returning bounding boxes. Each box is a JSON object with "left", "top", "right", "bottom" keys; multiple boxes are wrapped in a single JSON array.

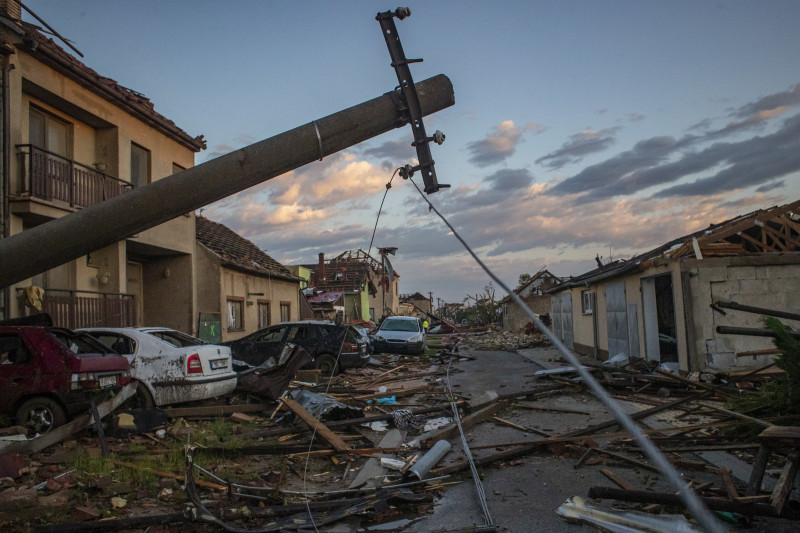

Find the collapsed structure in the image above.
[{"left": 549, "top": 200, "right": 800, "bottom": 373}]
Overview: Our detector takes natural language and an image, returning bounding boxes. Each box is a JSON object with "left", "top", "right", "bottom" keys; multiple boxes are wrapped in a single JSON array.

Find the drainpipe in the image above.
[{"left": 1, "top": 61, "right": 11, "bottom": 319}]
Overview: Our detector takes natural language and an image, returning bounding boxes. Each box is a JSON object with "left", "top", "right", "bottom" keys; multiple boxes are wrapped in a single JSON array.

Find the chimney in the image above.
[{"left": 318, "top": 253, "right": 325, "bottom": 280}]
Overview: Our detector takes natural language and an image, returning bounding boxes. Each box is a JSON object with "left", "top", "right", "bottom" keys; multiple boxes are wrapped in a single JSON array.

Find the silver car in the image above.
[
  {"left": 80, "top": 327, "right": 237, "bottom": 407},
  {"left": 371, "top": 316, "right": 426, "bottom": 355}
]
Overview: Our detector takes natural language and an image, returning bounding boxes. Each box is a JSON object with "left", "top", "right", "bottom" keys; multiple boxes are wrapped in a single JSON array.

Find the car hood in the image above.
[{"left": 375, "top": 330, "right": 423, "bottom": 341}]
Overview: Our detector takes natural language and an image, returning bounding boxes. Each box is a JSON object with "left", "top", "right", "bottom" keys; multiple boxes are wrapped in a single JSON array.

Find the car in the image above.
[
  {"left": 223, "top": 321, "right": 369, "bottom": 375},
  {"left": 79, "top": 327, "right": 237, "bottom": 408},
  {"left": 371, "top": 316, "right": 426, "bottom": 355},
  {"left": 0, "top": 323, "right": 131, "bottom": 435}
]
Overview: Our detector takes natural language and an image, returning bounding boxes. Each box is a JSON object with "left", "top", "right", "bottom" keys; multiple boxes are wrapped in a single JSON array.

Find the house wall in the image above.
[
  {"left": 218, "top": 266, "right": 300, "bottom": 342},
  {"left": 682, "top": 254, "right": 800, "bottom": 372},
  {"left": 368, "top": 276, "right": 399, "bottom": 319},
  {"left": 5, "top": 47, "right": 198, "bottom": 327},
  {"left": 504, "top": 295, "right": 553, "bottom": 332}
]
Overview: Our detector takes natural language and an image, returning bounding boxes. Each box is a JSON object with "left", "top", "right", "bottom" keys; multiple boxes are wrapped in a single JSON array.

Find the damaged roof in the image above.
[
  {"left": 551, "top": 199, "right": 800, "bottom": 292},
  {"left": 196, "top": 217, "right": 301, "bottom": 282},
  {"left": 16, "top": 20, "right": 206, "bottom": 152}
]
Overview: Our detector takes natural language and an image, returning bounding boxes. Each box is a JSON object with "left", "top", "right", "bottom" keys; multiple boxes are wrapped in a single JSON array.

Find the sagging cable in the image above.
[{"left": 407, "top": 177, "right": 724, "bottom": 533}]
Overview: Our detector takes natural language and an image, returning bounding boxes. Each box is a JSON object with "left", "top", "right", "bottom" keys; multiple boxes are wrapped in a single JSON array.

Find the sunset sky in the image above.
[{"left": 24, "top": 1, "right": 800, "bottom": 302}]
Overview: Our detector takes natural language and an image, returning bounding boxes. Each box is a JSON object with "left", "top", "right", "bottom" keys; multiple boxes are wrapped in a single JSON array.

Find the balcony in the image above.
[
  {"left": 17, "top": 288, "right": 136, "bottom": 329},
  {"left": 15, "top": 144, "right": 132, "bottom": 210}
]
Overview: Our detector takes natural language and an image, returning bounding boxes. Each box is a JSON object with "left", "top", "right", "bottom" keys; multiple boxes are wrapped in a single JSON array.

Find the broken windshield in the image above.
[{"left": 379, "top": 319, "right": 419, "bottom": 332}]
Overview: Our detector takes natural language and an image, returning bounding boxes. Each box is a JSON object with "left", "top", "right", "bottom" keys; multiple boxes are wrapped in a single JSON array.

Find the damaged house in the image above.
[
  {"left": 195, "top": 216, "right": 302, "bottom": 342},
  {"left": 500, "top": 269, "right": 564, "bottom": 332},
  {"left": 303, "top": 249, "right": 399, "bottom": 323},
  {"left": 399, "top": 291, "right": 433, "bottom": 318},
  {"left": 0, "top": 3, "right": 205, "bottom": 331},
  {"left": 548, "top": 200, "right": 800, "bottom": 373}
]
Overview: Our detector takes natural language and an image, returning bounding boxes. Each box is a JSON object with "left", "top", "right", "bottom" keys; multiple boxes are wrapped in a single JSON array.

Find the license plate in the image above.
[
  {"left": 210, "top": 359, "right": 227, "bottom": 370},
  {"left": 99, "top": 375, "right": 116, "bottom": 388}
]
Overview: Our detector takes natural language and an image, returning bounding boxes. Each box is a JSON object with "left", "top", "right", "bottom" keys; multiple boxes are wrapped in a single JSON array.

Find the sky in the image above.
[{"left": 22, "top": 1, "right": 800, "bottom": 303}]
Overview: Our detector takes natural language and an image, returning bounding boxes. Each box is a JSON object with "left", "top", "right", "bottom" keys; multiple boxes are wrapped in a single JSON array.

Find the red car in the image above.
[{"left": 0, "top": 323, "right": 131, "bottom": 435}]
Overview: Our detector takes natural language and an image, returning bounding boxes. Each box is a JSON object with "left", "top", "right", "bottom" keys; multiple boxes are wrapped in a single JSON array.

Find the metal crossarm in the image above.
[{"left": 377, "top": 8, "right": 449, "bottom": 194}]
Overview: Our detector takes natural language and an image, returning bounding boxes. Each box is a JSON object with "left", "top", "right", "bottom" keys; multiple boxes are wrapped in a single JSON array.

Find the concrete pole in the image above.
[{"left": 0, "top": 75, "right": 454, "bottom": 288}]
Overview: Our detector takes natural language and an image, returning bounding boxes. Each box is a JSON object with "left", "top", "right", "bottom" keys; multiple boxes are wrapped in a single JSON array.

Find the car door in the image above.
[
  {"left": 0, "top": 332, "right": 38, "bottom": 411},
  {"left": 286, "top": 324, "right": 320, "bottom": 356},
  {"left": 245, "top": 325, "right": 289, "bottom": 366}
]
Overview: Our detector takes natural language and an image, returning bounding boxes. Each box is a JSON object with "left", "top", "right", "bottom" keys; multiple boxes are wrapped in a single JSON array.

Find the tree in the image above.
[
  {"left": 463, "top": 283, "right": 499, "bottom": 326},
  {"left": 518, "top": 273, "right": 531, "bottom": 287}
]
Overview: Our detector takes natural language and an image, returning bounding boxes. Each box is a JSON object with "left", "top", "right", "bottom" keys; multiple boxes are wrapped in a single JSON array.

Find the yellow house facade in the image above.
[{"left": 0, "top": 4, "right": 205, "bottom": 331}]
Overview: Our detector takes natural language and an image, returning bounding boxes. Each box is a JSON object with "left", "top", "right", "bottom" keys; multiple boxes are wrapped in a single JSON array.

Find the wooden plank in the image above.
[
  {"left": 110, "top": 459, "right": 226, "bottom": 491},
  {"left": 696, "top": 401, "right": 773, "bottom": 428},
  {"left": 163, "top": 403, "right": 271, "bottom": 418},
  {"left": 280, "top": 397, "right": 350, "bottom": 451},
  {"left": 0, "top": 382, "right": 136, "bottom": 455},
  {"left": 418, "top": 401, "right": 507, "bottom": 446},
  {"left": 770, "top": 454, "right": 800, "bottom": 515},
  {"left": 599, "top": 467, "right": 634, "bottom": 490},
  {"left": 718, "top": 467, "right": 739, "bottom": 499}
]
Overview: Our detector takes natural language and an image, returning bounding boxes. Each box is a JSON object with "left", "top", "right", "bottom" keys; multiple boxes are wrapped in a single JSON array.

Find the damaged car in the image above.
[
  {"left": 80, "top": 327, "right": 237, "bottom": 408},
  {"left": 224, "top": 321, "right": 369, "bottom": 375},
  {"left": 0, "top": 322, "right": 131, "bottom": 435},
  {"left": 371, "top": 315, "right": 426, "bottom": 355}
]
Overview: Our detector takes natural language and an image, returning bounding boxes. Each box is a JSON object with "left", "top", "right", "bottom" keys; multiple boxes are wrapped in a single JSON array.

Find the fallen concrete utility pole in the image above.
[{"left": 0, "top": 75, "right": 454, "bottom": 288}]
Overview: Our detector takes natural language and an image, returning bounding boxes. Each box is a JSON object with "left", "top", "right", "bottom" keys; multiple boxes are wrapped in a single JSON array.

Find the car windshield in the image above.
[
  {"left": 147, "top": 330, "right": 206, "bottom": 348},
  {"left": 52, "top": 330, "right": 114, "bottom": 355},
  {"left": 380, "top": 319, "right": 419, "bottom": 332}
]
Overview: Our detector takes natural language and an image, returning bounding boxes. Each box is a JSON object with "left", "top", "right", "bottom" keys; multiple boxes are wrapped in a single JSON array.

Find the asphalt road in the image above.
[{"left": 386, "top": 348, "right": 610, "bottom": 532}]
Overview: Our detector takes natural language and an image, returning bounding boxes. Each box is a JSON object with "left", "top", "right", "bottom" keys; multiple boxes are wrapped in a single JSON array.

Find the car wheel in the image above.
[
  {"left": 15, "top": 397, "right": 67, "bottom": 436},
  {"left": 315, "top": 354, "right": 339, "bottom": 376},
  {"left": 131, "top": 382, "right": 156, "bottom": 409}
]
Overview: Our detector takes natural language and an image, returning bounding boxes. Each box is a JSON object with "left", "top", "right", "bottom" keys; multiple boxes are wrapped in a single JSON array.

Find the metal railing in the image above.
[
  {"left": 17, "top": 288, "right": 136, "bottom": 329},
  {"left": 16, "top": 145, "right": 132, "bottom": 208}
]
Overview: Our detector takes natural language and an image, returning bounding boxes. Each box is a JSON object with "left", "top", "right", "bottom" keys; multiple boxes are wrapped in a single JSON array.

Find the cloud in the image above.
[
  {"left": 548, "top": 83, "right": 800, "bottom": 201},
  {"left": 466, "top": 120, "right": 543, "bottom": 167},
  {"left": 536, "top": 127, "right": 620, "bottom": 170}
]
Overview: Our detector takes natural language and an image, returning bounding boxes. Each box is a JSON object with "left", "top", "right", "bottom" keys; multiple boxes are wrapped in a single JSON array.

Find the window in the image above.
[
  {"left": 131, "top": 142, "right": 151, "bottom": 188},
  {"left": 29, "top": 107, "right": 68, "bottom": 156},
  {"left": 227, "top": 298, "right": 244, "bottom": 331},
  {"left": 369, "top": 308, "right": 375, "bottom": 321},
  {"left": 581, "top": 290, "right": 594, "bottom": 315},
  {"left": 280, "top": 302, "right": 291, "bottom": 322},
  {"left": 258, "top": 301, "right": 271, "bottom": 329},
  {"left": 0, "top": 334, "right": 31, "bottom": 365},
  {"left": 256, "top": 326, "right": 287, "bottom": 343}
]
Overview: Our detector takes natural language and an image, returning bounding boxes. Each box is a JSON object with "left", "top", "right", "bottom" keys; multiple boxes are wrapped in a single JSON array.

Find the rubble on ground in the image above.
[{"left": 0, "top": 332, "right": 797, "bottom": 532}]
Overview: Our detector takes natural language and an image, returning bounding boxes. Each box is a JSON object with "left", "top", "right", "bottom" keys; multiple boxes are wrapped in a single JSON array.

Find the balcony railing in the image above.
[
  {"left": 17, "top": 288, "right": 136, "bottom": 329},
  {"left": 16, "top": 145, "right": 132, "bottom": 209}
]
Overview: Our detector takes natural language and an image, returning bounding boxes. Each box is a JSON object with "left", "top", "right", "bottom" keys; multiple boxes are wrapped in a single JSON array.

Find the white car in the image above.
[{"left": 79, "top": 327, "right": 237, "bottom": 407}]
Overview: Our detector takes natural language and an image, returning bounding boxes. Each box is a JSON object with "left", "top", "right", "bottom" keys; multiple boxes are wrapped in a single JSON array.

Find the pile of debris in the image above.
[{"left": 461, "top": 329, "right": 549, "bottom": 351}]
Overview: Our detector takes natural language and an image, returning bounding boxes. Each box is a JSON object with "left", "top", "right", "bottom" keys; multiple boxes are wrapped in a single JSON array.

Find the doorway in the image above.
[{"left": 641, "top": 274, "right": 678, "bottom": 362}]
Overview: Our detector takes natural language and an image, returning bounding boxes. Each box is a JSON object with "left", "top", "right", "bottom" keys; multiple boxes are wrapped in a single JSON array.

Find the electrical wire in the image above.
[
  {"left": 406, "top": 177, "right": 725, "bottom": 533},
  {"left": 302, "top": 331, "right": 349, "bottom": 532},
  {"left": 444, "top": 355, "right": 494, "bottom": 527},
  {"left": 367, "top": 168, "right": 399, "bottom": 258}
]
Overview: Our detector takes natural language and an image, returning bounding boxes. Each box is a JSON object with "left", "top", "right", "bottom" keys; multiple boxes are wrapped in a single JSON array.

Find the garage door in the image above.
[
  {"left": 605, "top": 282, "right": 629, "bottom": 358},
  {"left": 551, "top": 292, "right": 574, "bottom": 350}
]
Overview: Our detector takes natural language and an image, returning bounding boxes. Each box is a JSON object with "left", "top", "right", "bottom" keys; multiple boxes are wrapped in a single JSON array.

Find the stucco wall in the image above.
[
  {"left": 219, "top": 266, "right": 300, "bottom": 342},
  {"left": 7, "top": 48, "right": 198, "bottom": 327},
  {"left": 683, "top": 254, "right": 800, "bottom": 371}
]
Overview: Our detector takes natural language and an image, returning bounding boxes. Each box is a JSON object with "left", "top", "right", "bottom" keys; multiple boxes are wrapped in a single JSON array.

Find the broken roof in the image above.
[
  {"left": 304, "top": 249, "right": 393, "bottom": 294},
  {"left": 551, "top": 199, "right": 800, "bottom": 292},
  {"left": 499, "top": 269, "right": 563, "bottom": 304},
  {"left": 196, "top": 217, "right": 300, "bottom": 282},
  {"left": 16, "top": 20, "right": 206, "bottom": 152}
]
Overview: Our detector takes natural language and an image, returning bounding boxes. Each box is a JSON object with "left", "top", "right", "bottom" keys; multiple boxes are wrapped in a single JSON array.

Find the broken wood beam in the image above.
[
  {"left": 599, "top": 467, "right": 635, "bottom": 490},
  {"left": 1, "top": 382, "right": 136, "bottom": 455},
  {"left": 281, "top": 397, "right": 350, "bottom": 451},
  {"left": 655, "top": 369, "right": 736, "bottom": 399},
  {"left": 417, "top": 401, "right": 507, "bottom": 447},
  {"left": 163, "top": 403, "right": 271, "bottom": 418},
  {"left": 696, "top": 401, "right": 774, "bottom": 428},
  {"left": 562, "top": 391, "right": 710, "bottom": 437},
  {"left": 587, "top": 486, "right": 781, "bottom": 516},
  {"left": 110, "top": 459, "right": 227, "bottom": 491}
]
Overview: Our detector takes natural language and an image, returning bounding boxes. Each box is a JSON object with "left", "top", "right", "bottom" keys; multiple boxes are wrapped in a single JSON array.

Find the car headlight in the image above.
[
  {"left": 373, "top": 335, "right": 384, "bottom": 342},
  {"left": 406, "top": 335, "right": 422, "bottom": 343}
]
